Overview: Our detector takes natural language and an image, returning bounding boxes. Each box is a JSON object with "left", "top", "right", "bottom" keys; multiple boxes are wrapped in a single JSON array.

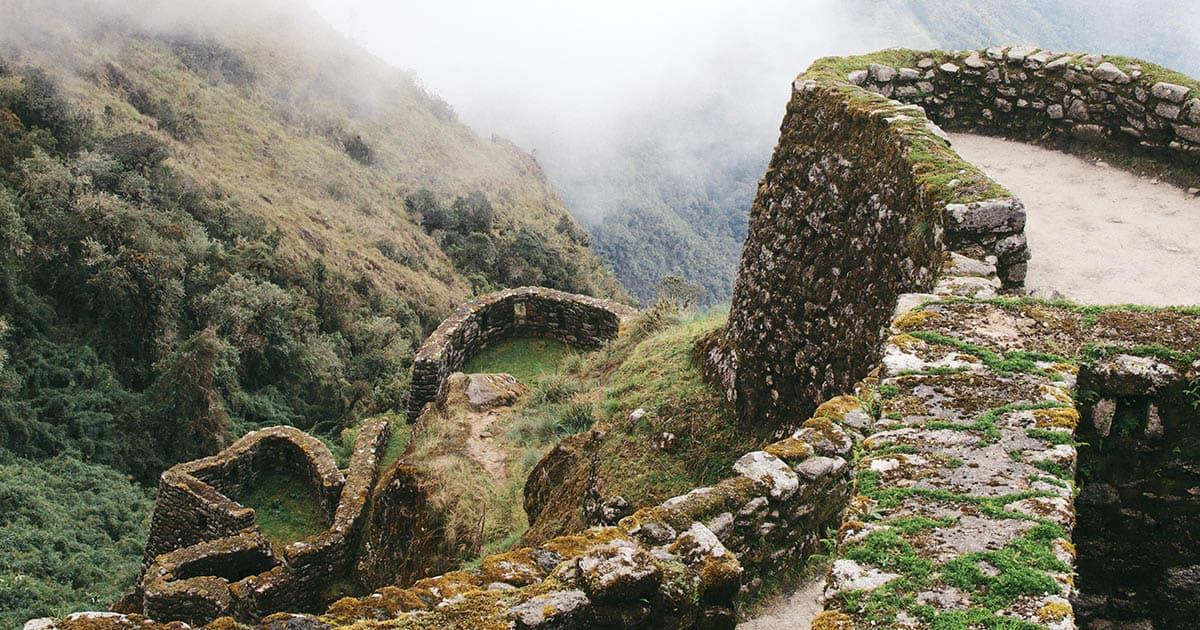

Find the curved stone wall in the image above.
[
  {"left": 407, "top": 286, "right": 636, "bottom": 420},
  {"left": 707, "top": 47, "right": 1200, "bottom": 437},
  {"left": 298, "top": 404, "right": 855, "bottom": 628},
  {"left": 849, "top": 47, "right": 1200, "bottom": 164},
  {"left": 702, "top": 72, "right": 967, "bottom": 435},
  {"left": 135, "top": 419, "right": 391, "bottom": 625}
]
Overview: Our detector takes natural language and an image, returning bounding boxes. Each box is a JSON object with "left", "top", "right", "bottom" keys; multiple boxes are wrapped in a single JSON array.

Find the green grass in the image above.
[
  {"left": 463, "top": 336, "right": 577, "bottom": 383},
  {"left": 378, "top": 421, "right": 412, "bottom": 470},
  {"left": 239, "top": 470, "right": 328, "bottom": 548}
]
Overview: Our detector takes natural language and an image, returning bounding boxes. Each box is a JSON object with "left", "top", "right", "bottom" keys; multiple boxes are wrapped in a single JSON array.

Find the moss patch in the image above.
[{"left": 239, "top": 469, "right": 327, "bottom": 548}]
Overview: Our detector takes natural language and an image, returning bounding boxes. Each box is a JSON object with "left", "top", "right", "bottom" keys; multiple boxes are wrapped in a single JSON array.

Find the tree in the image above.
[
  {"left": 445, "top": 231, "right": 497, "bottom": 274},
  {"left": 407, "top": 189, "right": 453, "bottom": 233},
  {"left": 147, "top": 327, "right": 235, "bottom": 462},
  {"left": 452, "top": 190, "right": 494, "bottom": 234}
]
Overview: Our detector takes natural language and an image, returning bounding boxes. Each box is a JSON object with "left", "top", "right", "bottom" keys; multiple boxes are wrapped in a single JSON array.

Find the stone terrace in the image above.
[{"left": 812, "top": 253, "right": 1200, "bottom": 628}]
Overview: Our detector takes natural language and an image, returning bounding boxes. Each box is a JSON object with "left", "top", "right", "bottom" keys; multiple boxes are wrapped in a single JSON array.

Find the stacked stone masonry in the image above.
[
  {"left": 48, "top": 399, "right": 860, "bottom": 628},
  {"left": 706, "top": 51, "right": 1033, "bottom": 435},
  {"left": 849, "top": 47, "right": 1200, "bottom": 162},
  {"left": 30, "top": 49, "right": 1200, "bottom": 630},
  {"left": 810, "top": 254, "right": 1200, "bottom": 629},
  {"left": 407, "top": 286, "right": 636, "bottom": 421},
  {"left": 133, "top": 419, "right": 392, "bottom": 625}
]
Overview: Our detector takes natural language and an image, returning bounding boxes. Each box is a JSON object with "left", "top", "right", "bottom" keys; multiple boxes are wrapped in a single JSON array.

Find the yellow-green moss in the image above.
[
  {"left": 814, "top": 395, "right": 866, "bottom": 422},
  {"left": 892, "top": 309, "right": 942, "bottom": 331},
  {"left": 1037, "top": 600, "right": 1072, "bottom": 622},
  {"left": 764, "top": 437, "right": 816, "bottom": 464},
  {"left": 1033, "top": 407, "right": 1080, "bottom": 430},
  {"left": 811, "top": 610, "right": 856, "bottom": 629},
  {"left": 539, "top": 526, "right": 628, "bottom": 559}
]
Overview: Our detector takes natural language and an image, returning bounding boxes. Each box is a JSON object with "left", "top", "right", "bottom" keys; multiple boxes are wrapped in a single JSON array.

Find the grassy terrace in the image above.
[
  {"left": 239, "top": 470, "right": 328, "bottom": 549},
  {"left": 463, "top": 336, "right": 576, "bottom": 383}
]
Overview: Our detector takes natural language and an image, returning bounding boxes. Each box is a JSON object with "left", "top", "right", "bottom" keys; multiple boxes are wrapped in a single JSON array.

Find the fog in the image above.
[
  {"left": 3, "top": 0, "right": 1195, "bottom": 303},
  {"left": 307, "top": 1, "right": 1200, "bottom": 217},
  {"left": 306, "top": 0, "right": 888, "bottom": 221},
  {"left": 302, "top": 0, "right": 1200, "bottom": 303}
]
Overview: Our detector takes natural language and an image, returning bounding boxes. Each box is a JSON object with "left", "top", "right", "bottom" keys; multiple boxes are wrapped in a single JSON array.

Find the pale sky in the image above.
[{"left": 305, "top": 1, "right": 867, "bottom": 144}]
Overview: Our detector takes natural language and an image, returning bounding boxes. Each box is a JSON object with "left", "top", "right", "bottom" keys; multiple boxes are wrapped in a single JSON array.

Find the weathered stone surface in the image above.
[
  {"left": 507, "top": 590, "right": 590, "bottom": 628},
  {"left": 869, "top": 63, "right": 897, "bottom": 82},
  {"left": 733, "top": 451, "right": 800, "bottom": 500},
  {"left": 946, "top": 198, "right": 1025, "bottom": 235},
  {"left": 1007, "top": 45, "right": 1038, "bottom": 63},
  {"left": 577, "top": 539, "right": 661, "bottom": 601},
  {"left": 1152, "top": 81, "right": 1190, "bottom": 102},
  {"left": 1093, "top": 62, "right": 1130, "bottom": 84},
  {"left": 1083, "top": 354, "right": 1180, "bottom": 395},
  {"left": 461, "top": 373, "right": 526, "bottom": 410}
]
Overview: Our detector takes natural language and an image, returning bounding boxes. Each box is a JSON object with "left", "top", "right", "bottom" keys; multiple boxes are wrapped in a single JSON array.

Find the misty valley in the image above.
[{"left": 1, "top": 1, "right": 1199, "bottom": 629}]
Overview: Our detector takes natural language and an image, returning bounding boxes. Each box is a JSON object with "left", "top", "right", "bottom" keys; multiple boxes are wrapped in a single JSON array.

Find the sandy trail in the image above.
[
  {"left": 950, "top": 133, "right": 1200, "bottom": 307},
  {"left": 738, "top": 573, "right": 826, "bottom": 629}
]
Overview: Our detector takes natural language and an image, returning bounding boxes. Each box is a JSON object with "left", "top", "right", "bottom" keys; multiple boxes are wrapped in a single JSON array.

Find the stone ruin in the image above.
[
  {"left": 708, "top": 46, "right": 1198, "bottom": 628},
  {"left": 129, "top": 419, "right": 391, "bottom": 625},
  {"left": 407, "top": 286, "right": 637, "bottom": 421},
  {"left": 30, "top": 47, "right": 1200, "bottom": 630}
]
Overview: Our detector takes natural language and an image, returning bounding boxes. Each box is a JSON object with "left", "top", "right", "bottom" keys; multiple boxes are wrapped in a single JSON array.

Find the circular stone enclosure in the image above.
[{"left": 406, "top": 287, "right": 636, "bottom": 420}]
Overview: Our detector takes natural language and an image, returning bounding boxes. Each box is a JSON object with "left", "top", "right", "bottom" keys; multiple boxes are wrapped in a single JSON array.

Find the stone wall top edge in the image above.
[{"left": 413, "top": 286, "right": 636, "bottom": 360}]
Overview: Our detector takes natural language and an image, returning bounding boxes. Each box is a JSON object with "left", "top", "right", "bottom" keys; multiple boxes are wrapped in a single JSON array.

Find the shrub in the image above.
[
  {"left": 342, "top": 133, "right": 374, "bottom": 165},
  {"left": 100, "top": 132, "right": 169, "bottom": 170},
  {"left": 555, "top": 402, "right": 595, "bottom": 437},
  {"left": 531, "top": 372, "right": 579, "bottom": 405}
]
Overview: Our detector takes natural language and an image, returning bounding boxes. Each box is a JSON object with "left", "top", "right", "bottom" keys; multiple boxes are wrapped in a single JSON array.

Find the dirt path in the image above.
[
  {"left": 950, "top": 133, "right": 1200, "bottom": 306},
  {"left": 738, "top": 573, "right": 826, "bottom": 629},
  {"left": 464, "top": 408, "right": 508, "bottom": 479}
]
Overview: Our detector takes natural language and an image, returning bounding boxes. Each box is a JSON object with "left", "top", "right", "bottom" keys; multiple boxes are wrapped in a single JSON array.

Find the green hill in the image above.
[{"left": 0, "top": 0, "right": 621, "bottom": 623}]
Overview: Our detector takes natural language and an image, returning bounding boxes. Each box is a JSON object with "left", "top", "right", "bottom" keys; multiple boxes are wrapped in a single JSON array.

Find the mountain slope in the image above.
[
  {"left": 0, "top": 0, "right": 622, "bottom": 623},
  {"left": 3, "top": 0, "right": 621, "bottom": 319}
]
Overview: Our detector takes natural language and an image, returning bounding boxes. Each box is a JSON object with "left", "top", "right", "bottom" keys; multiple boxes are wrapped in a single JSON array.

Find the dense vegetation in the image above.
[{"left": 0, "top": 1, "right": 622, "bottom": 623}]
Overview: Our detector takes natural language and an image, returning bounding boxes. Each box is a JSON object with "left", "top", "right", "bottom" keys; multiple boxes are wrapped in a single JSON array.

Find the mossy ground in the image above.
[
  {"left": 463, "top": 336, "right": 577, "bottom": 383},
  {"left": 239, "top": 469, "right": 328, "bottom": 549},
  {"left": 824, "top": 295, "right": 1200, "bottom": 627}
]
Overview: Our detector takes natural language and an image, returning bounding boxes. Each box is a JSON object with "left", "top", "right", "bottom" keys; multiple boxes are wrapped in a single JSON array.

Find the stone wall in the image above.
[
  {"left": 707, "top": 46, "right": 1200, "bottom": 438},
  {"left": 140, "top": 427, "right": 344, "bottom": 575},
  {"left": 407, "top": 286, "right": 636, "bottom": 420},
  {"left": 135, "top": 418, "right": 392, "bottom": 625},
  {"left": 850, "top": 47, "right": 1200, "bottom": 165},
  {"left": 1072, "top": 355, "right": 1200, "bottom": 628},
  {"left": 309, "top": 401, "right": 858, "bottom": 628},
  {"left": 703, "top": 71, "right": 964, "bottom": 436}
]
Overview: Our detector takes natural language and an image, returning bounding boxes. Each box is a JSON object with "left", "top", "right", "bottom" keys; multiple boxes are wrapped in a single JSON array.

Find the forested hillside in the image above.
[{"left": 0, "top": 1, "right": 621, "bottom": 623}]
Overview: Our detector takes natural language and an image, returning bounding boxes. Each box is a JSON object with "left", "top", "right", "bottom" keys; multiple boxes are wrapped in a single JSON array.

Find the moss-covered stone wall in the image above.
[
  {"left": 407, "top": 287, "right": 636, "bottom": 421},
  {"left": 1073, "top": 356, "right": 1200, "bottom": 628},
  {"left": 134, "top": 419, "right": 391, "bottom": 625},
  {"left": 710, "top": 46, "right": 1200, "bottom": 438},
  {"left": 847, "top": 47, "right": 1200, "bottom": 166},
  {"left": 704, "top": 74, "right": 952, "bottom": 436}
]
